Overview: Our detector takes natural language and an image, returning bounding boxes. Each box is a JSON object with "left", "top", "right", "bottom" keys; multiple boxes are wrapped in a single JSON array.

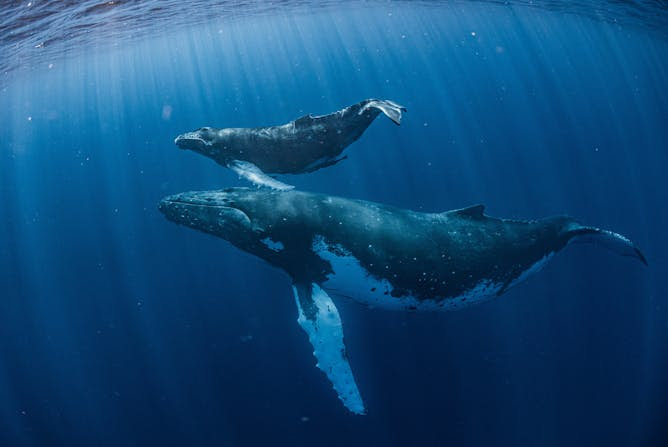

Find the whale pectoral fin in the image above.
[
  {"left": 292, "top": 282, "right": 366, "bottom": 415},
  {"left": 228, "top": 160, "right": 294, "bottom": 191},
  {"left": 360, "top": 99, "right": 407, "bottom": 125}
]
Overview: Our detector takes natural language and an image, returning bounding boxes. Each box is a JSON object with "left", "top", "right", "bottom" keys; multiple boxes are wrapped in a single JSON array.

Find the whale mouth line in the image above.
[
  {"left": 174, "top": 135, "right": 207, "bottom": 147},
  {"left": 161, "top": 198, "right": 235, "bottom": 210},
  {"left": 158, "top": 196, "right": 252, "bottom": 226}
]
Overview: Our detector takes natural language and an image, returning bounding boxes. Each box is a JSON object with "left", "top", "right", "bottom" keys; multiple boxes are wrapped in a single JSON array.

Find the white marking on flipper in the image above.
[
  {"left": 228, "top": 160, "right": 294, "bottom": 191},
  {"left": 293, "top": 283, "right": 366, "bottom": 415}
]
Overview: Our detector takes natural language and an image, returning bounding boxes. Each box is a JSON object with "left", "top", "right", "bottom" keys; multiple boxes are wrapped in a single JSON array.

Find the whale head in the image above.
[
  {"left": 174, "top": 127, "right": 218, "bottom": 153},
  {"left": 158, "top": 189, "right": 259, "bottom": 247}
]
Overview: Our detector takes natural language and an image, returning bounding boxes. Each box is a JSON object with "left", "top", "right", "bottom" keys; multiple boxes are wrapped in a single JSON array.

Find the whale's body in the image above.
[
  {"left": 158, "top": 188, "right": 646, "bottom": 414},
  {"left": 174, "top": 99, "right": 405, "bottom": 190}
]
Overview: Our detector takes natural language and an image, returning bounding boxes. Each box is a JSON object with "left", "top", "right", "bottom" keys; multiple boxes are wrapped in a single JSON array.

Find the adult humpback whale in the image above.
[
  {"left": 174, "top": 99, "right": 406, "bottom": 190},
  {"left": 158, "top": 188, "right": 646, "bottom": 414}
]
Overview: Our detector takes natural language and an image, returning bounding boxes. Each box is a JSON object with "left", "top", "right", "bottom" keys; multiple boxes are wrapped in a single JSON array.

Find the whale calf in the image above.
[
  {"left": 158, "top": 188, "right": 646, "bottom": 414},
  {"left": 174, "top": 99, "right": 406, "bottom": 190}
]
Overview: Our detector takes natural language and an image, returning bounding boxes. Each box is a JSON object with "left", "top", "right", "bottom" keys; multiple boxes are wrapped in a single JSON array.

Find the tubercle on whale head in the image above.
[
  {"left": 174, "top": 127, "right": 218, "bottom": 152},
  {"left": 157, "top": 190, "right": 258, "bottom": 246}
]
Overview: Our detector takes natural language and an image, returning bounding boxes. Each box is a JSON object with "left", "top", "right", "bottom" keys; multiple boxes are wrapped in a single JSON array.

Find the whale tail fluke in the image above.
[
  {"left": 361, "top": 99, "right": 406, "bottom": 125},
  {"left": 565, "top": 223, "right": 647, "bottom": 266}
]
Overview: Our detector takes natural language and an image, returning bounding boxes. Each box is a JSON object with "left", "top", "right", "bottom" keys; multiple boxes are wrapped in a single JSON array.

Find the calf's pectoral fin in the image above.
[
  {"left": 227, "top": 160, "right": 294, "bottom": 191},
  {"left": 360, "top": 99, "right": 407, "bottom": 125},
  {"left": 292, "top": 282, "right": 366, "bottom": 415}
]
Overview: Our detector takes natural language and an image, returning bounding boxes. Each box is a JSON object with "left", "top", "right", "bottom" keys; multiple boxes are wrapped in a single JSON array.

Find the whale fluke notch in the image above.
[
  {"left": 565, "top": 223, "right": 648, "bottom": 266},
  {"left": 360, "top": 99, "right": 407, "bottom": 125},
  {"left": 292, "top": 282, "right": 366, "bottom": 415}
]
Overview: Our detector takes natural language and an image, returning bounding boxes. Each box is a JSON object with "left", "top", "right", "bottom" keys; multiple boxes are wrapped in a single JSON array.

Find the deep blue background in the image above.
[{"left": 1, "top": 3, "right": 666, "bottom": 446}]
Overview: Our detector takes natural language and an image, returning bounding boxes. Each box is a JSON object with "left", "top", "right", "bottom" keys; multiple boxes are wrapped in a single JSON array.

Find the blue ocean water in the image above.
[{"left": 1, "top": 1, "right": 667, "bottom": 445}]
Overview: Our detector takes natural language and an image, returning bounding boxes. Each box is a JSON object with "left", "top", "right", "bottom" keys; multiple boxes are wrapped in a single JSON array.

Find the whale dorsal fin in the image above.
[
  {"left": 292, "top": 282, "right": 366, "bottom": 415},
  {"left": 450, "top": 204, "right": 485, "bottom": 219},
  {"left": 294, "top": 114, "right": 316, "bottom": 128}
]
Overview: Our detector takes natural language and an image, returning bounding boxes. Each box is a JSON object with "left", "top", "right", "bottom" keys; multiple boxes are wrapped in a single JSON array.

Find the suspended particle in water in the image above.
[{"left": 162, "top": 104, "right": 173, "bottom": 120}]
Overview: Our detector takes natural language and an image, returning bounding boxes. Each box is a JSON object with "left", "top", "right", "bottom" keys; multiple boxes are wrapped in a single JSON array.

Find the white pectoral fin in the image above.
[
  {"left": 228, "top": 160, "right": 294, "bottom": 191},
  {"left": 292, "top": 282, "right": 366, "bottom": 415},
  {"left": 361, "top": 99, "right": 407, "bottom": 125}
]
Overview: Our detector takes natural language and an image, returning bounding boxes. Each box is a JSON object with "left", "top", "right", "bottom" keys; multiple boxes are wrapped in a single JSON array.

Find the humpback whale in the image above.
[
  {"left": 158, "top": 188, "right": 646, "bottom": 414},
  {"left": 174, "top": 99, "right": 406, "bottom": 190}
]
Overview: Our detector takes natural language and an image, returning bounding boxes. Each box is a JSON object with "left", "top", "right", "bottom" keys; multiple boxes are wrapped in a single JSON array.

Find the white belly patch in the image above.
[{"left": 311, "top": 235, "right": 504, "bottom": 311}]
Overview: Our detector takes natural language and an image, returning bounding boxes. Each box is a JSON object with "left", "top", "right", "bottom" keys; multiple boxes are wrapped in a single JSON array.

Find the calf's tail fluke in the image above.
[
  {"left": 360, "top": 99, "right": 407, "bottom": 125},
  {"left": 565, "top": 223, "right": 647, "bottom": 266}
]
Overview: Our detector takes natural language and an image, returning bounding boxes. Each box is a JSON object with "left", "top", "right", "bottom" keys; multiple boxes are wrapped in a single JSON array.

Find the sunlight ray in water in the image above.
[{"left": 0, "top": 1, "right": 666, "bottom": 445}]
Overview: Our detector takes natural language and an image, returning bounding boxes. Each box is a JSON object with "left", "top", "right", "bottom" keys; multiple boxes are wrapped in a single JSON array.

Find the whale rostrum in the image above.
[
  {"left": 174, "top": 99, "right": 406, "bottom": 190},
  {"left": 158, "top": 188, "right": 646, "bottom": 414}
]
